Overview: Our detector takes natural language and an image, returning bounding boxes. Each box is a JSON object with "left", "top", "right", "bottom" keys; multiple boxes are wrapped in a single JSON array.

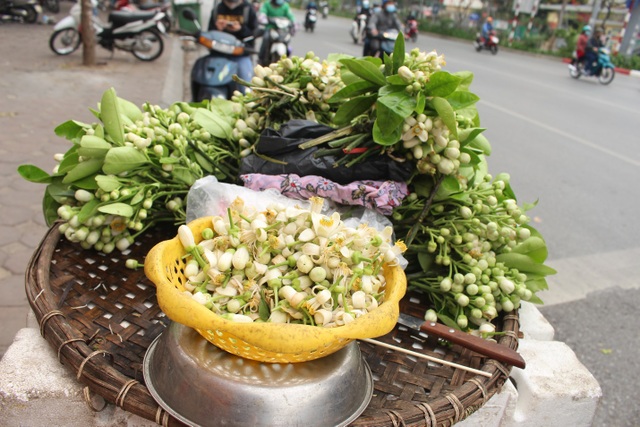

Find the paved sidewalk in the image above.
[{"left": 0, "top": 7, "right": 184, "bottom": 358}]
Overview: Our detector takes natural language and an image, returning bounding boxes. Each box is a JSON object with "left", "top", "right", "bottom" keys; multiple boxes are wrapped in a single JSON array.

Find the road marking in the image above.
[{"left": 481, "top": 99, "right": 640, "bottom": 168}]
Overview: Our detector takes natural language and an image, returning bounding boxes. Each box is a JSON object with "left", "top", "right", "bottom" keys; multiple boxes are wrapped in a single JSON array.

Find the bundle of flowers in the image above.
[{"left": 19, "top": 36, "right": 555, "bottom": 333}]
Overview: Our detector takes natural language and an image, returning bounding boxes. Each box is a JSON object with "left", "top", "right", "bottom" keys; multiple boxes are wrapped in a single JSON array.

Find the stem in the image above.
[
  {"left": 404, "top": 174, "right": 446, "bottom": 247},
  {"left": 298, "top": 125, "right": 355, "bottom": 150}
]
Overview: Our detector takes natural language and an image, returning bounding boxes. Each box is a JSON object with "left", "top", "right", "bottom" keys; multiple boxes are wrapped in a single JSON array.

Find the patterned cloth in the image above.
[{"left": 239, "top": 173, "right": 409, "bottom": 216}]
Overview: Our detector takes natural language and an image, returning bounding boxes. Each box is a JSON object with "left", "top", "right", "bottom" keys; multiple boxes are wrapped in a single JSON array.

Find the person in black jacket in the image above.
[
  {"left": 208, "top": 0, "right": 258, "bottom": 93},
  {"left": 366, "top": 0, "right": 403, "bottom": 56}
]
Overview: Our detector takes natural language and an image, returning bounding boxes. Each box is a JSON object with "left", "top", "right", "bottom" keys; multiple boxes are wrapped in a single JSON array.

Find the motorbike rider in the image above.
[
  {"left": 481, "top": 16, "right": 493, "bottom": 45},
  {"left": 584, "top": 27, "right": 603, "bottom": 75},
  {"left": 258, "top": 0, "right": 296, "bottom": 65},
  {"left": 305, "top": 0, "right": 318, "bottom": 28},
  {"left": 356, "top": 0, "right": 371, "bottom": 16},
  {"left": 572, "top": 25, "right": 591, "bottom": 67},
  {"left": 365, "top": 0, "right": 403, "bottom": 57},
  {"left": 362, "top": 2, "right": 380, "bottom": 55},
  {"left": 208, "top": 0, "right": 258, "bottom": 94}
]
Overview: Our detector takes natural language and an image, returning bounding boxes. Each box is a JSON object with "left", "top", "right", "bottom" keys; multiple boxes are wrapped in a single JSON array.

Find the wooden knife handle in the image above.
[{"left": 420, "top": 321, "right": 526, "bottom": 369}]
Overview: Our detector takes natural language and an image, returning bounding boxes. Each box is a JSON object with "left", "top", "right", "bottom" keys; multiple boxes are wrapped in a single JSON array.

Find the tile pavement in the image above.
[{"left": 0, "top": 7, "right": 183, "bottom": 358}]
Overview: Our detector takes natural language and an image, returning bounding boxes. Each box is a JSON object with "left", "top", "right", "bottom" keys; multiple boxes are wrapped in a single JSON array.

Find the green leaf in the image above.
[
  {"left": 525, "top": 277, "right": 549, "bottom": 293},
  {"left": 72, "top": 175, "right": 100, "bottom": 190},
  {"left": 392, "top": 33, "right": 405, "bottom": 74},
  {"left": 333, "top": 94, "right": 376, "bottom": 125},
  {"left": 510, "top": 236, "right": 549, "bottom": 263},
  {"left": 434, "top": 175, "right": 463, "bottom": 201},
  {"left": 495, "top": 252, "right": 557, "bottom": 276},
  {"left": 447, "top": 91, "right": 480, "bottom": 110},
  {"left": 57, "top": 147, "right": 79, "bottom": 175},
  {"left": 95, "top": 175, "right": 122, "bottom": 192},
  {"left": 43, "top": 190, "right": 60, "bottom": 227},
  {"left": 130, "top": 189, "right": 145, "bottom": 205},
  {"left": 78, "top": 135, "right": 112, "bottom": 158},
  {"left": 99, "top": 88, "right": 124, "bottom": 145},
  {"left": 118, "top": 96, "right": 143, "bottom": 122},
  {"left": 98, "top": 202, "right": 134, "bottom": 217},
  {"left": 62, "top": 158, "right": 103, "bottom": 184},
  {"left": 103, "top": 146, "right": 148, "bottom": 175},
  {"left": 415, "top": 92, "right": 426, "bottom": 114},
  {"left": 423, "top": 71, "right": 462, "bottom": 97},
  {"left": 77, "top": 199, "right": 100, "bottom": 224},
  {"left": 377, "top": 90, "right": 416, "bottom": 125},
  {"left": 194, "top": 152, "right": 214, "bottom": 173},
  {"left": 192, "top": 108, "right": 232, "bottom": 140},
  {"left": 258, "top": 290, "right": 270, "bottom": 321},
  {"left": 17, "top": 165, "right": 52, "bottom": 183},
  {"left": 340, "top": 58, "right": 387, "bottom": 86},
  {"left": 372, "top": 120, "right": 402, "bottom": 146},
  {"left": 46, "top": 179, "right": 75, "bottom": 204},
  {"left": 417, "top": 251, "right": 435, "bottom": 272},
  {"left": 54, "top": 120, "right": 91, "bottom": 140},
  {"left": 458, "top": 128, "right": 486, "bottom": 146},
  {"left": 465, "top": 132, "right": 491, "bottom": 155},
  {"left": 172, "top": 167, "right": 197, "bottom": 186},
  {"left": 453, "top": 71, "right": 474, "bottom": 90},
  {"left": 329, "top": 80, "right": 378, "bottom": 103},
  {"left": 430, "top": 97, "right": 458, "bottom": 138},
  {"left": 437, "top": 313, "right": 460, "bottom": 330},
  {"left": 385, "top": 75, "right": 407, "bottom": 85}
]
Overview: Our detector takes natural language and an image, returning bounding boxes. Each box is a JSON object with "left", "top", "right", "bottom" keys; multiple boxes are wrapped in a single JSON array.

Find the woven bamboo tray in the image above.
[{"left": 26, "top": 222, "right": 521, "bottom": 427}]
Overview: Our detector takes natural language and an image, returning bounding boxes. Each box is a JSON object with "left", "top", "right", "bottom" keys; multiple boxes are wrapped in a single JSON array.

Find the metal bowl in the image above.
[{"left": 143, "top": 322, "right": 374, "bottom": 427}]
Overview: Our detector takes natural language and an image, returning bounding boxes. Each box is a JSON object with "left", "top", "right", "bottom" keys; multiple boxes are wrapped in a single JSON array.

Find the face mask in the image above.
[
  {"left": 385, "top": 4, "right": 396, "bottom": 12},
  {"left": 274, "top": 0, "right": 284, "bottom": 5},
  {"left": 373, "top": 6, "right": 381, "bottom": 12}
]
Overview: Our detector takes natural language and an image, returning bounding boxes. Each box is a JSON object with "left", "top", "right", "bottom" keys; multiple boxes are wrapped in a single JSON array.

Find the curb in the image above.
[{"left": 561, "top": 57, "right": 640, "bottom": 78}]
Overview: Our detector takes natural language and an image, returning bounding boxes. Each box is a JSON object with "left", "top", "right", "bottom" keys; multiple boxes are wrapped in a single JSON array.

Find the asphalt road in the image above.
[{"left": 289, "top": 11, "right": 640, "bottom": 426}]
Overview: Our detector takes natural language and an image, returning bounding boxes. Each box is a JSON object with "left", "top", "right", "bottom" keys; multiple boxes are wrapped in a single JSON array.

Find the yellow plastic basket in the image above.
[{"left": 144, "top": 216, "right": 407, "bottom": 363}]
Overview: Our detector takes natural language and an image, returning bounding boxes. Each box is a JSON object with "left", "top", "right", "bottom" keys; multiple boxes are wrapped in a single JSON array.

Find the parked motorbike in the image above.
[
  {"left": 39, "top": 0, "right": 58, "bottom": 13},
  {"left": 405, "top": 17, "right": 417, "bottom": 42},
  {"left": 114, "top": 0, "right": 172, "bottom": 33},
  {"left": 473, "top": 30, "right": 499, "bottom": 54},
  {"left": 260, "top": 16, "right": 293, "bottom": 66},
  {"left": 304, "top": 7, "right": 317, "bottom": 32},
  {"left": 49, "top": 1, "right": 166, "bottom": 61},
  {"left": 0, "top": 0, "right": 41, "bottom": 23},
  {"left": 180, "top": 8, "right": 261, "bottom": 101},
  {"left": 568, "top": 47, "right": 615, "bottom": 85},
  {"left": 350, "top": 12, "right": 366, "bottom": 44}
]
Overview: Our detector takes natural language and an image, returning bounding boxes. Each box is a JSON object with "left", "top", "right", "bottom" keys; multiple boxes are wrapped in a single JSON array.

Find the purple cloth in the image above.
[{"left": 239, "top": 173, "right": 408, "bottom": 216}]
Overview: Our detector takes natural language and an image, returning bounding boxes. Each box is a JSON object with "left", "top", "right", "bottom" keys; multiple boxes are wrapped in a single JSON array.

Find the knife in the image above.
[{"left": 397, "top": 312, "right": 526, "bottom": 369}]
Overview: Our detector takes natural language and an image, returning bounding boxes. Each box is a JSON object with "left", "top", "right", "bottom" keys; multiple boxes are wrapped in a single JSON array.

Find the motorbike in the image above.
[
  {"left": 39, "top": 0, "right": 58, "bottom": 13},
  {"left": 49, "top": 1, "right": 166, "bottom": 61},
  {"left": 350, "top": 12, "right": 366, "bottom": 44},
  {"left": 114, "top": 0, "right": 172, "bottom": 33},
  {"left": 404, "top": 17, "right": 417, "bottom": 42},
  {"left": 319, "top": 0, "right": 327, "bottom": 18},
  {"left": 568, "top": 47, "right": 615, "bottom": 85},
  {"left": 180, "top": 8, "right": 261, "bottom": 101},
  {"left": 304, "top": 7, "right": 316, "bottom": 32},
  {"left": 373, "top": 28, "right": 399, "bottom": 57},
  {"left": 0, "top": 0, "right": 41, "bottom": 23},
  {"left": 260, "top": 16, "right": 293, "bottom": 66},
  {"left": 474, "top": 30, "right": 499, "bottom": 54}
]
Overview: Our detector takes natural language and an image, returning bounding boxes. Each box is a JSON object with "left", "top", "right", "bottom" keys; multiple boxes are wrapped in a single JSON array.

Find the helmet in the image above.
[{"left": 582, "top": 25, "right": 592, "bottom": 33}]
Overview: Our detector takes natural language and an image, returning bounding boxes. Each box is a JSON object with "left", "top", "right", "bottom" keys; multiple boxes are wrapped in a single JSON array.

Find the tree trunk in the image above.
[{"left": 81, "top": 0, "right": 96, "bottom": 66}]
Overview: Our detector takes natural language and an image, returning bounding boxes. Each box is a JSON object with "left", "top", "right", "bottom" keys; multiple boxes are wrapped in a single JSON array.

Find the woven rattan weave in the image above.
[{"left": 25, "top": 222, "right": 520, "bottom": 427}]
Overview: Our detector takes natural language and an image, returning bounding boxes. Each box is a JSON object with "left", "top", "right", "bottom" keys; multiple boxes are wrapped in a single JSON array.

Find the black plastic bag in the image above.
[{"left": 239, "top": 120, "right": 414, "bottom": 185}]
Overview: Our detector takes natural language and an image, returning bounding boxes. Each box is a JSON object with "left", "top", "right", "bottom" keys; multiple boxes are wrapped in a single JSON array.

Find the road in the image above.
[{"left": 288, "top": 11, "right": 640, "bottom": 426}]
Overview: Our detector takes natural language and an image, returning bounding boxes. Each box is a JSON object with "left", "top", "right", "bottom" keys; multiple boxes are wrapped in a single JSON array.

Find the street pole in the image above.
[{"left": 81, "top": 0, "right": 96, "bottom": 66}]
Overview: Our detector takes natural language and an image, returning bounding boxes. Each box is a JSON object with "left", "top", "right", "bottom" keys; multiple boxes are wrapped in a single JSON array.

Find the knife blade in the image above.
[{"left": 397, "top": 312, "right": 526, "bottom": 369}]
